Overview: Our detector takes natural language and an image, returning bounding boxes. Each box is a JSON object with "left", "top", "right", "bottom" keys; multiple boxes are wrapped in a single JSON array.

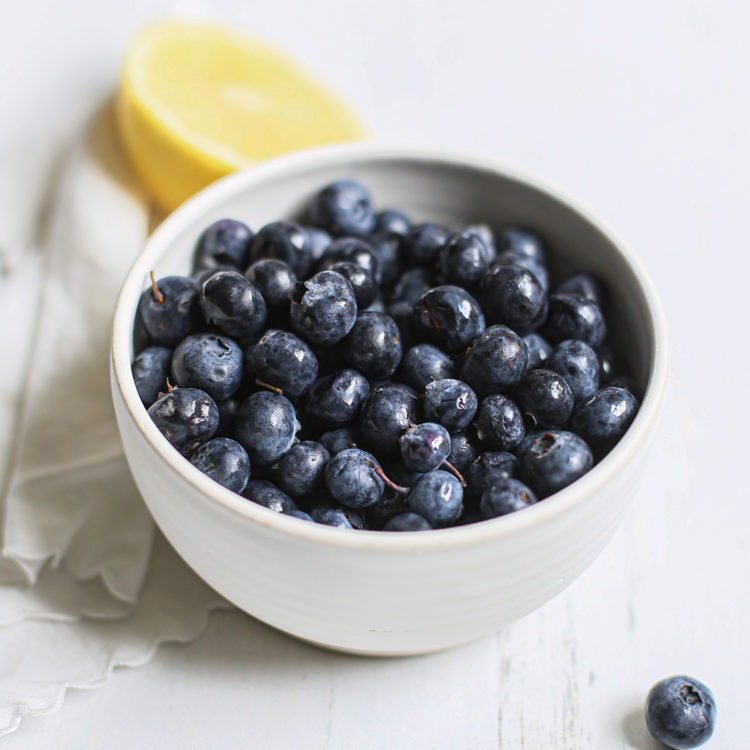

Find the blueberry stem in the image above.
[
  {"left": 150, "top": 270, "right": 165, "bottom": 305},
  {"left": 442, "top": 459, "right": 466, "bottom": 487},
  {"left": 372, "top": 464, "right": 409, "bottom": 495},
  {"left": 255, "top": 379, "right": 283, "bottom": 395}
]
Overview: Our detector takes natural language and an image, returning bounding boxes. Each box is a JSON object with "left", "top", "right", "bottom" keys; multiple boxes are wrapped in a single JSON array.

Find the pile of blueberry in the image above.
[{"left": 132, "top": 179, "right": 639, "bottom": 531}]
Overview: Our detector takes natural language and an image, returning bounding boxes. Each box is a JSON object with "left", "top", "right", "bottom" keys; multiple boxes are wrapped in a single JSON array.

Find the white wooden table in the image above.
[{"left": 2, "top": 1, "right": 746, "bottom": 746}]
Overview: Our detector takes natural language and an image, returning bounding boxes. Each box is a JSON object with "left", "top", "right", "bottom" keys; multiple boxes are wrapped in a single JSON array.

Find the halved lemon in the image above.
[{"left": 117, "top": 23, "right": 367, "bottom": 212}]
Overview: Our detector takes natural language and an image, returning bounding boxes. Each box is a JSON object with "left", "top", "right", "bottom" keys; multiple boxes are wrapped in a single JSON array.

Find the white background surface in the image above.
[{"left": 1, "top": 1, "right": 748, "bottom": 747}]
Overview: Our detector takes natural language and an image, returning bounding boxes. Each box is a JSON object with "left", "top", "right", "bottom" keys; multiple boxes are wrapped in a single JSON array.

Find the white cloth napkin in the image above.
[{"left": 0, "top": 104, "right": 229, "bottom": 737}]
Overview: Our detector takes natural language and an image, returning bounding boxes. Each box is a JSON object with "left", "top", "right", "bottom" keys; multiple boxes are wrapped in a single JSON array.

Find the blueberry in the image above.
[
  {"left": 303, "top": 226, "right": 332, "bottom": 262},
  {"left": 446, "top": 430, "right": 479, "bottom": 473},
  {"left": 306, "top": 369, "right": 370, "bottom": 427},
  {"left": 480, "top": 264, "right": 547, "bottom": 332},
  {"left": 189, "top": 437, "right": 251, "bottom": 493},
  {"left": 247, "top": 329, "right": 318, "bottom": 398},
  {"left": 136, "top": 275, "right": 201, "bottom": 348},
  {"left": 310, "top": 504, "right": 366, "bottom": 529},
  {"left": 475, "top": 394, "right": 526, "bottom": 451},
  {"left": 147, "top": 387, "right": 219, "bottom": 455},
  {"left": 325, "top": 448, "right": 386, "bottom": 509},
  {"left": 244, "top": 259, "right": 296, "bottom": 311},
  {"left": 400, "top": 422, "right": 451, "bottom": 473},
  {"left": 460, "top": 325, "right": 528, "bottom": 397},
  {"left": 242, "top": 479, "right": 298, "bottom": 513},
  {"left": 343, "top": 312, "right": 402, "bottom": 379},
  {"left": 480, "top": 478, "right": 537, "bottom": 519},
  {"left": 321, "top": 237, "right": 382, "bottom": 284},
  {"left": 548, "top": 339, "right": 600, "bottom": 402},
  {"left": 359, "top": 383, "right": 419, "bottom": 457},
  {"left": 193, "top": 265, "right": 238, "bottom": 284},
  {"left": 386, "top": 301, "right": 418, "bottom": 351},
  {"left": 171, "top": 333, "right": 243, "bottom": 402},
  {"left": 517, "top": 431, "right": 593, "bottom": 497},
  {"left": 274, "top": 441, "right": 330, "bottom": 498},
  {"left": 570, "top": 386, "right": 639, "bottom": 455},
  {"left": 515, "top": 369, "right": 574, "bottom": 429},
  {"left": 193, "top": 219, "right": 254, "bottom": 270},
  {"left": 383, "top": 512, "right": 432, "bottom": 531},
  {"left": 464, "top": 224, "right": 497, "bottom": 262},
  {"left": 368, "top": 231, "right": 402, "bottom": 288},
  {"left": 644, "top": 676, "right": 716, "bottom": 749},
  {"left": 391, "top": 268, "right": 434, "bottom": 307},
  {"left": 283, "top": 509, "right": 314, "bottom": 522},
  {"left": 544, "top": 293, "right": 607, "bottom": 347},
  {"left": 290, "top": 270, "right": 358, "bottom": 346},
  {"left": 132, "top": 345, "right": 172, "bottom": 406},
  {"left": 374, "top": 209, "right": 410, "bottom": 237},
  {"left": 328, "top": 261, "right": 378, "bottom": 307},
  {"left": 413, "top": 285, "right": 485, "bottom": 353},
  {"left": 400, "top": 343, "right": 454, "bottom": 391},
  {"left": 498, "top": 227, "right": 546, "bottom": 264},
  {"left": 235, "top": 391, "right": 299, "bottom": 466},
  {"left": 199, "top": 271, "right": 267, "bottom": 340},
  {"left": 318, "top": 427, "right": 359, "bottom": 455},
  {"left": 494, "top": 250, "right": 549, "bottom": 292},
  {"left": 466, "top": 451, "right": 518, "bottom": 502},
  {"left": 423, "top": 378, "right": 478, "bottom": 432},
  {"left": 132, "top": 309, "right": 151, "bottom": 353},
  {"left": 248, "top": 221, "right": 312, "bottom": 277},
  {"left": 406, "top": 470, "right": 463, "bottom": 527},
  {"left": 438, "top": 231, "right": 490, "bottom": 287},
  {"left": 523, "top": 333, "right": 553, "bottom": 371},
  {"left": 403, "top": 223, "right": 450, "bottom": 266},
  {"left": 310, "top": 180, "right": 376, "bottom": 237},
  {"left": 554, "top": 272, "right": 604, "bottom": 307},
  {"left": 596, "top": 344, "right": 617, "bottom": 383}
]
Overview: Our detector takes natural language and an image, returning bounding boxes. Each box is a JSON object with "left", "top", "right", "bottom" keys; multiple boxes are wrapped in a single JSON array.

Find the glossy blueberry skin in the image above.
[
  {"left": 132, "top": 346, "right": 172, "bottom": 406},
  {"left": 400, "top": 343, "right": 454, "bottom": 391},
  {"left": 466, "top": 451, "right": 518, "bottom": 502},
  {"left": 374, "top": 209, "right": 410, "bottom": 237},
  {"left": 494, "top": 250, "right": 549, "bottom": 292},
  {"left": 423, "top": 378, "right": 478, "bottom": 432},
  {"left": 464, "top": 224, "right": 497, "bottom": 262},
  {"left": 189, "top": 437, "right": 251, "bottom": 493},
  {"left": 193, "top": 218, "right": 254, "bottom": 270},
  {"left": 136, "top": 275, "right": 202, "bottom": 348},
  {"left": 517, "top": 431, "right": 593, "bottom": 497},
  {"left": 391, "top": 268, "right": 434, "bottom": 307},
  {"left": 244, "top": 259, "right": 296, "bottom": 310},
  {"left": 407, "top": 470, "right": 463, "bottom": 527},
  {"left": 570, "top": 386, "right": 639, "bottom": 455},
  {"left": 475, "top": 394, "right": 526, "bottom": 451},
  {"left": 303, "top": 226, "right": 332, "bottom": 262},
  {"left": 321, "top": 237, "right": 382, "bottom": 285},
  {"left": 413, "top": 285, "right": 485, "bottom": 353},
  {"left": 548, "top": 339, "right": 600, "bottom": 403},
  {"left": 200, "top": 271, "right": 267, "bottom": 340},
  {"left": 544, "top": 293, "right": 607, "bottom": 347},
  {"left": 403, "top": 223, "right": 450, "bottom": 266},
  {"left": 498, "top": 227, "right": 546, "bottom": 264},
  {"left": 324, "top": 448, "right": 385, "bottom": 509},
  {"left": 310, "top": 504, "right": 366, "bottom": 529},
  {"left": 438, "top": 232, "right": 490, "bottom": 287},
  {"left": 147, "top": 387, "right": 219, "bottom": 455},
  {"left": 447, "top": 430, "right": 479, "bottom": 473},
  {"left": 480, "top": 264, "right": 547, "bottom": 332},
  {"left": 247, "top": 329, "right": 318, "bottom": 398},
  {"left": 554, "top": 272, "right": 604, "bottom": 307},
  {"left": 318, "top": 427, "right": 359, "bottom": 455},
  {"left": 274, "top": 441, "right": 330, "bottom": 498},
  {"left": 515, "top": 369, "right": 574, "bottom": 429},
  {"left": 644, "top": 676, "right": 716, "bottom": 750},
  {"left": 480, "top": 478, "right": 538, "bottom": 519},
  {"left": 290, "top": 270, "right": 358, "bottom": 346},
  {"left": 460, "top": 325, "right": 528, "bottom": 397},
  {"left": 328, "top": 261, "right": 378, "bottom": 307},
  {"left": 400, "top": 422, "right": 451, "bottom": 473},
  {"left": 283, "top": 509, "right": 314, "bottom": 522},
  {"left": 248, "top": 221, "right": 312, "bottom": 277},
  {"left": 523, "top": 333, "right": 553, "bottom": 371},
  {"left": 384, "top": 512, "right": 432, "bottom": 531},
  {"left": 234, "top": 391, "right": 299, "bottom": 467},
  {"left": 310, "top": 180, "right": 376, "bottom": 237},
  {"left": 359, "top": 383, "right": 419, "bottom": 457},
  {"left": 171, "top": 333, "right": 243, "bottom": 402},
  {"left": 242, "top": 479, "right": 298, "bottom": 513},
  {"left": 343, "top": 312, "right": 402, "bottom": 379},
  {"left": 368, "top": 231, "right": 402, "bottom": 287},
  {"left": 306, "top": 370, "right": 370, "bottom": 427}
]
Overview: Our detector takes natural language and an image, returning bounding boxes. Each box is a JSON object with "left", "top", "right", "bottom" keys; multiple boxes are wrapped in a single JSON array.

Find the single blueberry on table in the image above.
[
  {"left": 446, "top": 430, "right": 479, "bottom": 473},
  {"left": 391, "top": 267, "right": 434, "bottom": 307},
  {"left": 438, "top": 231, "right": 490, "bottom": 287},
  {"left": 324, "top": 448, "right": 387, "bottom": 509},
  {"left": 290, "top": 270, "right": 358, "bottom": 346},
  {"left": 480, "top": 264, "right": 547, "bottom": 333},
  {"left": 246, "top": 329, "right": 318, "bottom": 398},
  {"left": 136, "top": 275, "right": 202, "bottom": 348},
  {"left": 147, "top": 387, "right": 219, "bottom": 455},
  {"left": 403, "top": 223, "right": 450, "bottom": 266},
  {"left": 544, "top": 293, "right": 607, "bottom": 347},
  {"left": 400, "top": 343, "right": 454, "bottom": 391},
  {"left": 306, "top": 369, "right": 370, "bottom": 427},
  {"left": 274, "top": 441, "right": 330, "bottom": 498},
  {"left": 413, "top": 285, "right": 485, "bottom": 353},
  {"left": 423, "top": 378, "right": 478, "bottom": 432},
  {"left": 248, "top": 221, "right": 312, "bottom": 277},
  {"left": 359, "top": 383, "right": 420, "bottom": 458},
  {"left": 193, "top": 218, "right": 254, "bottom": 270},
  {"left": 310, "top": 504, "right": 366, "bottom": 529},
  {"left": 343, "top": 312, "right": 402, "bottom": 379},
  {"left": 383, "top": 512, "right": 432, "bottom": 531},
  {"left": 460, "top": 325, "right": 528, "bottom": 397},
  {"left": 515, "top": 369, "right": 574, "bottom": 429},
  {"left": 234, "top": 391, "right": 299, "bottom": 467},
  {"left": 497, "top": 227, "right": 546, "bottom": 264},
  {"left": 310, "top": 180, "right": 376, "bottom": 237},
  {"left": 328, "top": 261, "right": 378, "bottom": 308},
  {"left": 244, "top": 259, "right": 297, "bottom": 311},
  {"left": 480, "top": 478, "right": 537, "bottom": 519},
  {"left": 400, "top": 422, "right": 451, "bottom": 473},
  {"left": 199, "top": 270, "right": 267, "bottom": 340},
  {"left": 548, "top": 339, "right": 600, "bottom": 403},
  {"left": 283, "top": 508, "right": 314, "bottom": 522},
  {"left": 466, "top": 451, "right": 518, "bottom": 502},
  {"left": 570, "top": 386, "right": 639, "bottom": 455},
  {"left": 374, "top": 209, "right": 410, "bottom": 237},
  {"left": 406, "top": 470, "right": 463, "bottom": 527},
  {"left": 242, "top": 479, "right": 298, "bottom": 513},
  {"left": 189, "top": 437, "right": 251, "bottom": 493},
  {"left": 475, "top": 395, "right": 526, "bottom": 451},
  {"left": 318, "top": 427, "right": 359, "bottom": 455},
  {"left": 644, "top": 675, "right": 716, "bottom": 749},
  {"left": 517, "top": 431, "right": 593, "bottom": 498},
  {"left": 132, "top": 345, "right": 172, "bottom": 406},
  {"left": 523, "top": 333, "right": 553, "bottom": 371},
  {"left": 171, "top": 333, "right": 244, "bottom": 402},
  {"left": 320, "top": 237, "right": 382, "bottom": 285}
]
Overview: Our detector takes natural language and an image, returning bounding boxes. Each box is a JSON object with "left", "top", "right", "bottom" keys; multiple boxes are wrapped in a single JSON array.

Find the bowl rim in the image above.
[{"left": 111, "top": 142, "right": 669, "bottom": 550}]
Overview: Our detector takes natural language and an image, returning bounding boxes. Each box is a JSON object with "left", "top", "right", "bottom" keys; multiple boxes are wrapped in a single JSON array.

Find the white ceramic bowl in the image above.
[{"left": 111, "top": 144, "right": 668, "bottom": 656}]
